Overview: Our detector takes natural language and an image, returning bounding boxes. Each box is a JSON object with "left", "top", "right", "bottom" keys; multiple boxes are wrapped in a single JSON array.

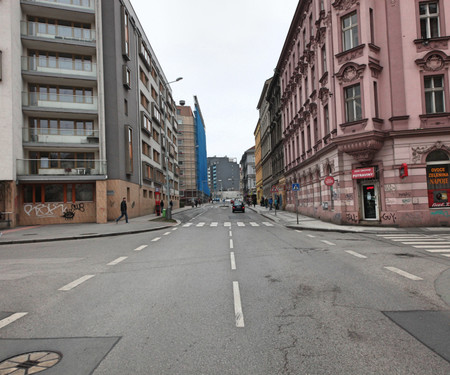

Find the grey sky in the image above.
[{"left": 130, "top": 0, "right": 299, "bottom": 161}]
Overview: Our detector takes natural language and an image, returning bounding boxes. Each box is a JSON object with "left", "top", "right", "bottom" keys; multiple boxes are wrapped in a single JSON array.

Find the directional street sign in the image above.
[{"left": 292, "top": 183, "right": 300, "bottom": 191}]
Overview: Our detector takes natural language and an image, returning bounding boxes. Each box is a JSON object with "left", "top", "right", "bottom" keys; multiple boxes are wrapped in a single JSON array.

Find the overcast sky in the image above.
[{"left": 130, "top": 0, "right": 299, "bottom": 161}]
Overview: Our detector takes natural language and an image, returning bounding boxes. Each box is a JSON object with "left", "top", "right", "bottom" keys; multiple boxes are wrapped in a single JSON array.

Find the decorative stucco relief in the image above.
[
  {"left": 332, "top": 0, "right": 358, "bottom": 12},
  {"left": 412, "top": 141, "right": 450, "bottom": 163},
  {"left": 336, "top": 63, "right": 367, "bottom": 84}
]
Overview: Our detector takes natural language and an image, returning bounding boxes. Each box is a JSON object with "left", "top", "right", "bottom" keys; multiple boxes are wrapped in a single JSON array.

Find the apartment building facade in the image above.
[
  {"left": 254, "top": 120, "right": 263, "bottom": 204},
  {"left": 240, "top": 146, "right": 256, "bottom": 203},
  {"left": 208, "top": 156, "right": 240, "bottom": 199},
  {"left": 0, "top": 0, "right": 179, "bottom": 227},
  {"left": 278, "top": 0, "right": 450, "bottom": 227}
]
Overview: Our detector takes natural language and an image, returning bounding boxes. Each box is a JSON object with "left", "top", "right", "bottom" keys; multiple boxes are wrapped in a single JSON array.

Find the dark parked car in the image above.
[{"left": 232, "top": 200, "right": 245, "bottom": 213}]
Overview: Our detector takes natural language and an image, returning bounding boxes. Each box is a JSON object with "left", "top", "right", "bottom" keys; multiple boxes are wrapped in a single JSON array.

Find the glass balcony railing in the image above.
[
  {"left": 23, "top": 128, "right": 100, "bottom": 144},
  {"left": 23, "top": 92, "right": 98, "bottom": 111},
  {"left": 17, "top": 159, "right": 107, "bottom": 176},
  {"left": 21, "top": 21, "right": 96, "bottom": 43},
  {"left": 22, "top": 56, "right": 97, "bottom": 78},
  {"left": 24, "top": 0, "right": 94, "bottom": 10}
]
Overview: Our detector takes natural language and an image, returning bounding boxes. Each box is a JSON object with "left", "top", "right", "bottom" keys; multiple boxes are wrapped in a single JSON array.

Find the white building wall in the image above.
[{"left": 0, "top": 0, "right": 22, "bottom": 181}]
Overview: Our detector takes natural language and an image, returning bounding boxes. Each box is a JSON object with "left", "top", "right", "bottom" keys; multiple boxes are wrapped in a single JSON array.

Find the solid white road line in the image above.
[
  {"left": 413, "top": 245, "right": 450, "bottom": 248},
  {"left": 405, "top": 241, "right": 450, "bottom": 245},
  {"left": 384, "top": 266, "right": 423, "bottom": 281},
  {"left": 107, "top": 256, "right": 128, "bottom": 266},
  {"left": 233, "top": 281, "right": 245, "bottom": 328},
  {"left": 250, "top": 222, "right": 259, "bottom": 226},
  {"left": 59, "top": 275, "right": 95, "bottom": 291},
  {"left": 321, "top": 240, "right": 336, "bottom": 246},
  {"left": 237, "top": 222, "right": 245, "bottom": 227},
  {"left": 230, "top": 239, "right": 234, "bottom": 249},
  {"left": 134, "top": 245, "right": 148, "bottom": 251},
  {"left": 307, "top": 234, "right": 316, "bottom": 238},
  {"left": 230, "top": 252, "right": 236, "bottom": 270},
  {"left": 151, "top": 237, "right": 161, "bottom": 242},
  {"left": 0, "top": 312, "right": 28, "bottom": 330},
  {"left": 345, "top": 250, "right": 367, "bottom": 259}
]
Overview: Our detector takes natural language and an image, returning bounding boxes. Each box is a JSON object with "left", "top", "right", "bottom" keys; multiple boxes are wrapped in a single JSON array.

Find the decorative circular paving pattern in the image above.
[{"left": 0, "top": 351, "right": 61, "bottom": 374}]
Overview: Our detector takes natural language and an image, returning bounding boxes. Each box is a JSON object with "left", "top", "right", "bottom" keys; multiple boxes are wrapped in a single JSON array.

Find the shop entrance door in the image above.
[{"left": 362, "top": 183, "right": 378, "bottom": 220}]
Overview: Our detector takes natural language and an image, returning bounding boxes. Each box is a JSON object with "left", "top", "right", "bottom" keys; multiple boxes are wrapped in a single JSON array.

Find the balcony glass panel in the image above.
[
  {"left": 25, "top": 0, "right": 94, "bottom": 10},
  {"left": 23, "top": 56, "right": 96, "bottom": 77},
  {"left": 17, "top": 159, "right": 107, "bottom": 176},
  {"left": 23, "top": 91, "right": 98, "bottom": 111},
  {"left": 23, "top": 127, "right": 99, "bottom": 144},
  {"left": 22, "top": 21, "right": 96, "bottom": 42}
]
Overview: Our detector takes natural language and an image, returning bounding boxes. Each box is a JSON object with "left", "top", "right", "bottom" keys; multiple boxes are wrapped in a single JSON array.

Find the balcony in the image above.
[
  {"left": 23, "top": 92, "right": 98, "bottom": 114},
  {"left": 21, "top": 21, "right": 96, "bottom": 54},
  {"left": 23, "top": 0, "right": 94, "bottom": 11},
  {"left": 17, "top": 159, "right": 107, "bottom": 179},
  {"left": 23, "top": 127, "right": 100, "bottom": 145},
  {"left": 22, "top": 56, "right": 97, "bottom": 81}
]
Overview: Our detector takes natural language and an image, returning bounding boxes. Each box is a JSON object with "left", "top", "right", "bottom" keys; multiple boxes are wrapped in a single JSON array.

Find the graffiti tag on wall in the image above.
[
  {"left": 346, "top": 213, "right": 358, "bottom": 223},
  {"left": 381, "top": 212, "right": 397, "bottom": 223},
  {"left": 24, "top": 203, "right": 86, "bottom": 219},
  {"left": 431, "top": 210, "right": 450, "bottom": 217},
  {"left": 24, "top": 203, "right": 65, "bottom": 217}
]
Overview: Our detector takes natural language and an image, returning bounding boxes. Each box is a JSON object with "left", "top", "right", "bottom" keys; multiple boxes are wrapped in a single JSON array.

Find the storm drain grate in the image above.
[{"left": 0, "top": 351, "right": 61, "bottom": 374}]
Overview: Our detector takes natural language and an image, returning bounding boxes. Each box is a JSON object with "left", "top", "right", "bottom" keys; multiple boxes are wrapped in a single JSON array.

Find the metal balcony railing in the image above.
[
  {"left": 24, "top": 0, "right": 94, "bottom": 10},
  {"left": 22, "top": 56, "right": 97, "bottom": 78},
  {"left": 17, "top": 159, "right": 107, "bottom": 176},
  {"left": 23, "top": 128, "right": 100, "bottom": 144},
  {"left": 22, "top": 92, "right": 98, "bottom": 111},
  {"left": 21, "top": 21, "right": 96, "bottom": 43}
]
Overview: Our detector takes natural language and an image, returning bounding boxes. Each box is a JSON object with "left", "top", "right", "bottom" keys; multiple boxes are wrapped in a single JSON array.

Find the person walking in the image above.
[
  {"left": 169, "top": 200, "right": 173, "bottom": 210},
  {"left": 115, "top": 197, "right": 128, "bottom": 223},
  {"left": 269, "top": 197, "right": 273, "bottom": 210}
]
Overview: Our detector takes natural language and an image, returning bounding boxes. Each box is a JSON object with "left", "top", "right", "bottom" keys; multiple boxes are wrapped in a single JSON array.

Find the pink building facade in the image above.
[{"left": 279, "top": 0, "right": 450, "bottom": 227}]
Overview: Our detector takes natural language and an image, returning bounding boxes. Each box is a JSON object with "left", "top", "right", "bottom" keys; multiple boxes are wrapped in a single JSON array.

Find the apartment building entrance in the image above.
[{"left": 361, "top": 183, "right": 379, "bottom": 220}]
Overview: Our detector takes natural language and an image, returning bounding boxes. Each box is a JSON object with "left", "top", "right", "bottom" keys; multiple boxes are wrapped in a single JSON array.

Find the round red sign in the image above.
[{"left": 324, "top": 176, "right": 335, "bottom": 186}]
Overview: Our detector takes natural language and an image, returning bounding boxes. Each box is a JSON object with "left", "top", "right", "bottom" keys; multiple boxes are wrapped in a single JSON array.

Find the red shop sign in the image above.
[
  {"left": 352, "top": 167, "right": 375, "bottom": 179},
  {"left": 324, "top": 176, "right": 335, "bottom": 186}
]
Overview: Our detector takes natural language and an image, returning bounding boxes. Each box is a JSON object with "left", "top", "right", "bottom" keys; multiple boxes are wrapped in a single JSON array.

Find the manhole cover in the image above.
[{"left": 0, "top": 351, "right": 61, "bottom": 374}]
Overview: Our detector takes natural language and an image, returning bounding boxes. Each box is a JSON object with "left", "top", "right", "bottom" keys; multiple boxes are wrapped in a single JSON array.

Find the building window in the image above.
[
  {"left": 344, "top": 84, "right": 362, "bottom": 122},
  {"left": 141, "top": 112, "right": 151, "bottom": 133},
  {"left": 373, "top": 82, "right": 379, "bottom": 118},
  {"left": 342, "top": 12, "right": 359, "bottom": 51},
  {"left": 124, "top": 99, "right": 128, "bottom": 116},
  {"left": 321, "top": 45, "right": 327, "bottom": 74},
  {"left": 125, "top": 126, "right": 133, "bottom": 174},
  {"left": 142, "top": 141, "right": 151, "bottom": 157},
  {"left": 123, "top": 65, "right": 131, "bottom": 89},
  {"left": 420, "top": 2, "right": 440, "bottom": 39},
  {"left": 24, "top": 183, "right": 94, "bottom": 203},
  {"left": 369, "top": 8, "right": 375, "bottom": 44},
  {"left": 122, "top": 6, "right": 130, "bottom": 58},
  {"left": 425, "top": 75, "right": 445, "bottom": 113},
  {"left": 140, "top": 68, "right": 149, "bottom": 88},
  {"left": 324, "top": 105, "right": 330, "bottom": 134}
]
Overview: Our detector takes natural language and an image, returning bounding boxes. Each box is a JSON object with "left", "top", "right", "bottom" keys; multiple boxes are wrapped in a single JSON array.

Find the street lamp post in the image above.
[{"left": 162, "top": 77, "right": 183, "bottom": 220}]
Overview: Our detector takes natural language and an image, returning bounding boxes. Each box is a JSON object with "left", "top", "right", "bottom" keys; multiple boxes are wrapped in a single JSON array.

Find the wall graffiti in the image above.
[
  {"left": 431, "top": 210, "right": 450, "bottom": 217},
  {"left": 384, "top": 184, "right": 397, "bottom": 192},
  {"left": 24, "top": 203, "right": 86, "bottom": 219},
  {"left": 381, "top": 212, "right": 397, "bottom": 223},
  {"left": 398, "top": 192, "right": 411, "bottom": 198},
  {"left": 62, "top": 203, "right": 85, "bottom": 220},
  {"left": 346, "top": 213, "right": 358, "bottom": 223},
  {"left": 24, "top": 203, "right": 65, "bottom": 217},
  {"left": 345, "top": 193, "right": 353, "bottom": 200}
]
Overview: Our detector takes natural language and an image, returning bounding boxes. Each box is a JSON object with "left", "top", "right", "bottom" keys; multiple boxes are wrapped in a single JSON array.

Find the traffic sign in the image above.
[
  {"left": 324, "top": 176, "right": 335, "bottom": 186},
  {"left": 271, "top": 186, "right": 279, "bottom": 193},
  {"left": 292, "top": 183, "right": 300, "bottom": 191}
]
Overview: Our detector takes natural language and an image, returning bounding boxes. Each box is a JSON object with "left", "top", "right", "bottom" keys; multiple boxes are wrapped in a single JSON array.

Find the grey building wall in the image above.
[{"left": 208, "top": 157, "right": 240, "bottom": 194}]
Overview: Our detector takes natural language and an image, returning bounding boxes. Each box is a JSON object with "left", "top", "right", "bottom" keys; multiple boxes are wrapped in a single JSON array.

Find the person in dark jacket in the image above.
[{"left": 115, "top": 197, "right": 128, "bottom": 223}]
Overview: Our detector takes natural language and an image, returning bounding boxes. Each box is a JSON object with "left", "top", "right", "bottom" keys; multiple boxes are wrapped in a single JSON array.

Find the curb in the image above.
[{"left": 0, "top": 224, "right": 174, "bottom": 245}]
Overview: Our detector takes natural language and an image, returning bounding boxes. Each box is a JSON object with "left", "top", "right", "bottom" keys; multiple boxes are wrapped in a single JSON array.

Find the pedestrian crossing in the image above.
[
  {"left": 377, "top": 234, "right": 450, "bottom": 258},
  {"left": 182, "top": 221, "right": 274, "bottom": 228}
]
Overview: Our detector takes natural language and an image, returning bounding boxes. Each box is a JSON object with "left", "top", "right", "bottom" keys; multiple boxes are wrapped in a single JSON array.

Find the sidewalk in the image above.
[
  {"left": 0, "top": 207, "right": 192, "bottom": 246},
  {"left": 248, "top": 205, "right": 450, "bottom": 234}
]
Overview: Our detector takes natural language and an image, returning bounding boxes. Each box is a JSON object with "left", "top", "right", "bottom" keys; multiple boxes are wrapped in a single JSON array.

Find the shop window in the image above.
[
  {"left": 45, "top": 184, "right": 64, "bottom": 202},
  {"left": 426, "top": 149, "right": 450, "bottom": 208},
  {"left": 75, "top": 184, "right": 94, "bottom": 201}
]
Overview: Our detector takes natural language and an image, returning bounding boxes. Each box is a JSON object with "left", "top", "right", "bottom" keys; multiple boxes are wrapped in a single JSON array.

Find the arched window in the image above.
[{"left": 426, "top": 149, "right": 450, "bottom": 208}]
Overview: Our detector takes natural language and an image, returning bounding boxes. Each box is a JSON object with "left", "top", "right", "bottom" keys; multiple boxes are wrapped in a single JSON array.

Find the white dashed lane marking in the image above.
[
  {"left": 384, "top": 267, "right": 423, "bottom": 281},
  {"left": 0, "top": 312, "right": 28, "bottom": 330},
  {"left": 58, "top": 275, "right": 95, "bottom": 291}
]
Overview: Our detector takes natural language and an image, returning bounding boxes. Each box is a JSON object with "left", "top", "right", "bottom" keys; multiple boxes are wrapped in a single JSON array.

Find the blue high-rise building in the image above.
[{"left": 194, "top": 96, "right": 210, "bottom": 201}]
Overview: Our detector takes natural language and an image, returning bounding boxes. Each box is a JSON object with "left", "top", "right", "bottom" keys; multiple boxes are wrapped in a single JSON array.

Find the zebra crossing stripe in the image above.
[
  {"left": 183, "top": 223, "right": 193, "bottom": 227},
  {"left": 224, "top": 222, "right": 231, "bottom": 227},
  {"left": 196, "top": 222, "right": 205, "bottom": 227},
  {"left": 211, "top": 222, "right": 218, "bottom": 227},
  {"left": 425, "top": 249, "right": 450, "bottom": 252},
  {"left": 262, "top": 222, "right": 273, "bottom": 226},
  {"left": 237, "top": 222, "right": 245, "bottom": 227},
  {"left": 250, "top": 222, "right": 259, "bottom": 226}
]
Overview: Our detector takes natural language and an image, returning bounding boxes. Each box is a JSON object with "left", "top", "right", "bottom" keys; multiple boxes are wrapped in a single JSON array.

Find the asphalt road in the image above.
[{"left": 0, "top": 203, "right": 449, "bottom": 374}]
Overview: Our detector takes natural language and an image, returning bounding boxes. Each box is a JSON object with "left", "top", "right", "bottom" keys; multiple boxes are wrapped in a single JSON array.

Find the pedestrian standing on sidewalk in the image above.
[
  {"left": 269, "top": 197, "right": 273, "bottom": 210},
  {"left": 169, "top": 200, "right": 173, "bottom": 211},
  {"left": 115, "top": 197, "right": 128, "bottom": 223}
]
